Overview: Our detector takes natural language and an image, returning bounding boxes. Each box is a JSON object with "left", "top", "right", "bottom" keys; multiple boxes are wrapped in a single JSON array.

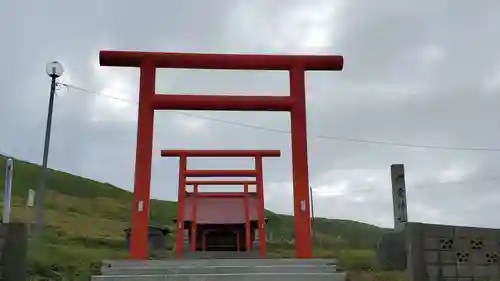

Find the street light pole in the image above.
[{"left": 35, "top": 61, "right": 63, "bottom": 236}]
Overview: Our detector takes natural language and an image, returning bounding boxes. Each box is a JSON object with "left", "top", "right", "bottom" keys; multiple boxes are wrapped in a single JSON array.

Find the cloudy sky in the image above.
[{"left": 2, "top": 0, "right": 500, "bottom": 228}]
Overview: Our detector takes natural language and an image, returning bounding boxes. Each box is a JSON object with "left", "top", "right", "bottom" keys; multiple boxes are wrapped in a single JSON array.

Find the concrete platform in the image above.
[
  {"left": 95, "top": 258, "right": 346, "bottom": 281},
  {"left": 92, "top": 272, "right": 346, "bottom": 281},
  {"left": 101, "top": 257, "right": 339, "bottom": 268},
  {"left": 102, "top": 263, "right": 337, "bottom": 275}
]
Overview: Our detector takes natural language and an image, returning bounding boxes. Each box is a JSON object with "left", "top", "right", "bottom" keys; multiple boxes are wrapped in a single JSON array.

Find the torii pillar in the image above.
[{"left": 99, "top": 50, "right": 344, "bottom": 259}]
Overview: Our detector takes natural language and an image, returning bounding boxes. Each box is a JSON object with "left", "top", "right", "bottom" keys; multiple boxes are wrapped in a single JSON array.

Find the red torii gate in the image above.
[
  {"left": 183, "top": 181, "right": 256, "bottom": 255},
  {"left": 99, "top": 50, "right": 344, "bottom": 259},
  {"left": 161, "top": 149, "right": 280, "bottom": 258}
]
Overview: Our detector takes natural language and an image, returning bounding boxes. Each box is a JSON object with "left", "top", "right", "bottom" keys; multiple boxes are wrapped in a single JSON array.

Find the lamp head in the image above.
[{"left": 46, "top": 61, "right": 64, "bottom": 78}]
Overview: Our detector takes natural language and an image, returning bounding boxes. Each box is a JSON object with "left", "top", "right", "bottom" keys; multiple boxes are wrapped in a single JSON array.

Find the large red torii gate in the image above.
[{"left": 99, "top": 50, "right": 344, "bottom": 259}]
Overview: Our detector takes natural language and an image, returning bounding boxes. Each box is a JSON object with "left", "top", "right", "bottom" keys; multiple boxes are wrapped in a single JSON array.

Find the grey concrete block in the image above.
[
  {"left": 375, "top": 231, "right": 406, "bottom": 271},
  {"left": 454, "top": 225, "right": 500, "bottom": 238},
  {"left": 405, "top": 222, "right": 427, "bottom": 281},
  {"left": 0, "top": 223, "right": 28, "bottom": 281},
  {"left": 422, "top": 223, "right": 454, "bottom": 237}
]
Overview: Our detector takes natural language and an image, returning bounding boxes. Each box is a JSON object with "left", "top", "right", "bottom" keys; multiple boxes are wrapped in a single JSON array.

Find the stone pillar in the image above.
[
  {"left": 391, "top": 164, "right": 408, "bottom": 231},
  {"left": 376, "top": 164, "right": 409, "bottom": 271}
]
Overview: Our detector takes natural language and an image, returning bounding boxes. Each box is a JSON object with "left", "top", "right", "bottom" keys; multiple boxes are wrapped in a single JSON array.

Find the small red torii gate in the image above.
[
  {"left": 161, "top": 149, "right": 280, "bottom": 258},
  {"left": 184, "top": 180, "right": 256, "bottom": 254},
  {"left": 99, "top": 50, "right": 344, "bottom": 259}
]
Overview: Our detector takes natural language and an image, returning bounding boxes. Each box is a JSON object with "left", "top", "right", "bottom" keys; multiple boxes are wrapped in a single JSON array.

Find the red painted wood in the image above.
[
  {"left": 255, "top": 156, "right": 267, "bottom": 257},
  {"left": 129, "top": 61, "right": 155, "bottom": 259},
  {"left": 184, "top": 169, "right": 257, "bottom": 177},
  {"left": 190, "top": 184, "right": 198, "bottom": 252},
  {"left": 100, "top": 50, "right": 344, "bottom": 71},
  {"left": 244, "top": 184, "right": 251, "bottom": 252},
  {"left": 183, "top": 196, "right": 259, "bottom": 224},
  {"left": 153, "top": 94, "right": 293, "bottom": 111},
  {"left": 161, "top": 150, "right": 280, "bottom": 158},
  {"left": 185, "top": 180, "right": 257, "bottom": 185},
  {"left": 175, "top": 155, "right": 187, "bottom": 258}
]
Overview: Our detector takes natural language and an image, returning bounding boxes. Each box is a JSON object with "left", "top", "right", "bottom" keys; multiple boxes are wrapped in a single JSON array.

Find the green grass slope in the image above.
[{"left": 0, "top": 154, "right": 400, "bottom": 280}]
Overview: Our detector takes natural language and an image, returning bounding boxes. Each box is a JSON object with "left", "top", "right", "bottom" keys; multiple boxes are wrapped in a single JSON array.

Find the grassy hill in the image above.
[{"left": 0, "top": 154, "right": 402, "bottom": 281}]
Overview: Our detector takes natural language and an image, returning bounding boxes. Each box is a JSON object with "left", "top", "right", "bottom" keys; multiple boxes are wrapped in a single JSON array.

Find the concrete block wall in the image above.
[{"left": 405, "top": 222, "right": 500, "bottom": 281}]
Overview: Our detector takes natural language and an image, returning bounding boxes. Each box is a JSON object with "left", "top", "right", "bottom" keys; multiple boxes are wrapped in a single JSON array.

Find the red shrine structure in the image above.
[
  {"left": 162, "top": 149, "right": 280, "bottom": 258},
  {"left": 99, "top": 50, "right": 344, "bottom": 259}
]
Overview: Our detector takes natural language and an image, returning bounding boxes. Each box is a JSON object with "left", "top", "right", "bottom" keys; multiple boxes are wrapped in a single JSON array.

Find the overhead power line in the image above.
[
  {"left": 57, "top": 82, "right": 500, "bottom": 153},
  {"left": 412, "top": 176, "right": 500, "bottom": 190}
]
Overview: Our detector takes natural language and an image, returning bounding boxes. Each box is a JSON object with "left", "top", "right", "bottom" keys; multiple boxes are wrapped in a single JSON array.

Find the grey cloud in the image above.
[{"left": 2, "top": 0, "right": 500, "bottom": 229}]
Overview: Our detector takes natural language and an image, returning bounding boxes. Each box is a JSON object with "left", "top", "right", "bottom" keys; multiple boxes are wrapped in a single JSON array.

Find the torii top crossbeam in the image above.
[{"left": 100, "top": 51, "right": 343, "bottom": 70}]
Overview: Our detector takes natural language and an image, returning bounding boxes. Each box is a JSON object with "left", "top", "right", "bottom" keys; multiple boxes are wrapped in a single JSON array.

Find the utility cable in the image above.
[{"left": 57, "top": 82, "right": 500, "bottom": 153}]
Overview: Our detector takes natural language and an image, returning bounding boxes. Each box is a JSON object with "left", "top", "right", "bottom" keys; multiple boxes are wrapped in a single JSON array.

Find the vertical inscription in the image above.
[{"left": 391, "top": 164, "right": 408, "bottom": 231}]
